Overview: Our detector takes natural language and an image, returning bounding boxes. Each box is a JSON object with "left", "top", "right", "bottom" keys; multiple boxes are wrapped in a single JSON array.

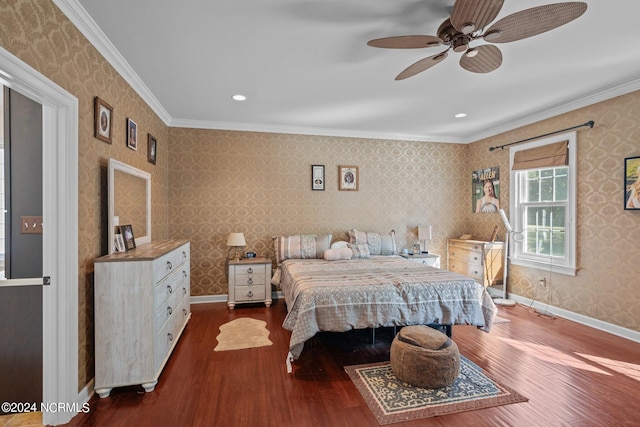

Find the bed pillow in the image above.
[
  {"left": 273, "top": 234, "right": 332, "bottom": 263},
  {"left": 347, "top": 229, "right": 396, "bottom": 256},
  {"left": 348, "top": 243, "right": 370, "bottom": 259},
  {"left": 323, "top": 247, "right": 353, "bottom": 261},
  {"left": 330, "top": 240, "right": 349, "bottom": 249}
]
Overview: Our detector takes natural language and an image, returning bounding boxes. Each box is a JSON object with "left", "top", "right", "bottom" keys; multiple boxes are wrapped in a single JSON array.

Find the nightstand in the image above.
[
  {"left": 401, "top": 253, "right": 441, "bottom": 268},
  {"left": 227, "top": 257, "right": 272, "bottom": 309}
]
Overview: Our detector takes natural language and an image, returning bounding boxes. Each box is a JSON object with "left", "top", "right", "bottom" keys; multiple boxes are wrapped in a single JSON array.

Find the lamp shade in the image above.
[
  {"left": 418, "top": 225, "right": 432, "bottom": 241},
  {"left": 227, "top": 232, "right": 246, "bottom": 247}
]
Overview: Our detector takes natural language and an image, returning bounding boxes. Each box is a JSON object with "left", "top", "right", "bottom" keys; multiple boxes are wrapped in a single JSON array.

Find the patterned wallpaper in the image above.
[
  {"left": 2, "top": 0, "right": 639, "bottom": 395},
  {"left": 467, "top": 92, "right": 640, "bottom": 333},
  {"left": 0, "top": 0, "right": 171, "bottom": 389},
  {"left": 168, "top": 129, "right": 470, "bottom": 296}
]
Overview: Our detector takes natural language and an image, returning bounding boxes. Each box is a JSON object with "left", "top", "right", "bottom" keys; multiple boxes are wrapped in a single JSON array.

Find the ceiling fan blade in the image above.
[
  {"left": 450, "top": 0, "right": 504, "bottom": 34},
  {"left": 459, "top": 44, "right": 502, "bottom": 73},
  {"left": 396, "top": 51, "right": 448, "bottom": 80},
  {"left": 483, "top": 2, "right": 587, "bottom": 44},
  {"left": 367, "top": 35, "right": 443, "bottom": 49}
]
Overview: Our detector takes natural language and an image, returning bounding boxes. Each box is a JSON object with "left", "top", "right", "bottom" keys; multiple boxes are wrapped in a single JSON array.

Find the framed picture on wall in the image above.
[
  {"left": 119, "top": 224, "right": 136, "bottom": 251},
  {"left": 338, "top": 165, "right": 358, "bottom": 191},
  {"left": 94, "top": 97, "right": 113, "bottom": 144},
  {"left": 148, "top": 134, "right": 157, "bottom": 164},
  {"left": 312, "top": 165, "right": 324, "bottom": 190},
  {"left": 127, "top": 118, "right": 137, "bottom": 150},
  {"left": 624, "top": 155, "right": 640, "bottom": 210}
]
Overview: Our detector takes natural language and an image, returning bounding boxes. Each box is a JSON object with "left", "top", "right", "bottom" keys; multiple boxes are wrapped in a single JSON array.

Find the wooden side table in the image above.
[
  {"left": 227, "top": 257, "right": 272, "bottom": 309},
  {"left": 401, "top": 253, "right": 441, "bottom": 268}
]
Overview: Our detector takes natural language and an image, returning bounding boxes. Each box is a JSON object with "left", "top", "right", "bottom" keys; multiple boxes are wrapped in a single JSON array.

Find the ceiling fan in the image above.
[{"left": 367, "top": 0, "right": 587, "bottom": 80}]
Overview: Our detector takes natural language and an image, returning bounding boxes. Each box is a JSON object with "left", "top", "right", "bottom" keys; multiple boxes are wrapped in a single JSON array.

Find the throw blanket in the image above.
[{"left": 274, "top": 256, "right": 497, "bottom": 371}]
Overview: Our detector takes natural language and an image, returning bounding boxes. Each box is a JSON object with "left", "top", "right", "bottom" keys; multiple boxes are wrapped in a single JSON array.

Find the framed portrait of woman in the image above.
[
  {"left": 338, "top": 165, "right": 359, "bottom": 191},
  {"left": 624, "top": 156, "right": 640, "bottom": 210},
  {"left": 127, "top": 118, "right": 137, "bottom": 150},
  {"left": 94, "top": 97, "right": 113, "bottom": 144}
]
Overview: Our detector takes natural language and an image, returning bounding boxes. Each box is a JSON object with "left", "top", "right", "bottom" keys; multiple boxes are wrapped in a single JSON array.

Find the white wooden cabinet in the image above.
[
  {"left": 227, "top": 258, "right": 272, "bottom": 309},
  {"left": 94, "top": 240, "right": 190, "bottom": 398}
]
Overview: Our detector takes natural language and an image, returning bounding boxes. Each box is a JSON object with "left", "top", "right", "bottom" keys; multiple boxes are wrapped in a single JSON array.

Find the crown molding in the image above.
[{"left": 52, "top": 0, "right": 172, "bottom": 125}]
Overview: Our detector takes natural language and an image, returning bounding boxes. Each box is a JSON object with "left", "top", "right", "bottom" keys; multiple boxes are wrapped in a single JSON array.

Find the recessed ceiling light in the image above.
[
  {"left": 455, "top": 113, "right": 467, "bottom": 118},
  {"left": 232, "top": 94, "right": 246, "bottom": 101}
]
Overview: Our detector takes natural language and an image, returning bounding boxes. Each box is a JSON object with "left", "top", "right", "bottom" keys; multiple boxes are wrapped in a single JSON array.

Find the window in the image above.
[{"left": 509, "top": 132, "right": 577, "bottom": 276}]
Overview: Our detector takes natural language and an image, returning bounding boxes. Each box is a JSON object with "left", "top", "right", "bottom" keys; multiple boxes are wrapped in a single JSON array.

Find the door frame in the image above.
[{"left": 0, "top": 47, "right": 79, "bottom": 426}]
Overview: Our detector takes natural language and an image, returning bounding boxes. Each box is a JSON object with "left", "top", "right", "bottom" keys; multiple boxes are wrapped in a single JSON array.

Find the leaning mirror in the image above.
[{"left": 107, "top": 158, "right": 151, "bottom": 254}]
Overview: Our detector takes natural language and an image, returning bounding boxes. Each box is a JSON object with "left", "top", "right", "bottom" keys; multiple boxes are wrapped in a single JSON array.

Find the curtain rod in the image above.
[{"left": 489, "top": 120, "right": 594, "bottom": 151}]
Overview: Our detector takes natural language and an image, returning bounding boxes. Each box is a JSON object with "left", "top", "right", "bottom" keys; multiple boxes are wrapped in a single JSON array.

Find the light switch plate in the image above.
[{"left": 21, "top": 216, "right": 43, "bottom": 234}]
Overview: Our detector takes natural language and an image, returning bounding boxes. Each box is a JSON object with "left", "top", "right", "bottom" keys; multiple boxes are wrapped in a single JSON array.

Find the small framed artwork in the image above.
[
  {"left": 624, "top": 155, "right": 640, "bottom": 210},
  {"left": 127, "top": 118, "right": 137, "bottom": 150},
  {"left": 148, "top": 134, "right": 157, "bottom": 164},
  {"left": 311, "top": 165, "right": 325, "bottom": 191},
  {"left": 119, "top": 224, "right": 136, "bottom": 251},
  {"left": 94, "top": 97, "right": 113, "bottom": 144},
  {"left": 114, "top": 233, "right": 126, "bottom": 253},
  {"left": 338, "top": 165, "right": 359, "bottom": 191}
]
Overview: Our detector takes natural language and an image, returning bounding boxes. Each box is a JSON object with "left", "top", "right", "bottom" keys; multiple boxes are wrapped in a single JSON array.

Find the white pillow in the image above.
[
  {"left": 330, "top": 240, "right": 349, "bottom": 249},
  {"left": 323, "top": 247, "right": 353, "bottom": 261}
]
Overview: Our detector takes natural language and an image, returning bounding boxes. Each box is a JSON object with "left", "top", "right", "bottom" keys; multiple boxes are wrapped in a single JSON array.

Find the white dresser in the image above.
[{"left": 94, "top": 240, "right": 190, "bottom": 398}]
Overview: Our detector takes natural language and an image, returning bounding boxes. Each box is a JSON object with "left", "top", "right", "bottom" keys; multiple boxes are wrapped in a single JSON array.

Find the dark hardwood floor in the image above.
[{"left": 65, "top": 300, "right": 640, "bottom": 427}]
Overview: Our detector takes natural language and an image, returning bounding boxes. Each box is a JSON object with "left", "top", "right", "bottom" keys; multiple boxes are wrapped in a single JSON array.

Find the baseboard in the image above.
[
  {"left": 190, "top": 291, "right": 284, "bottom": 305},
  {"left": 502, "top": 293, "right": 640, "bottom": 344}
]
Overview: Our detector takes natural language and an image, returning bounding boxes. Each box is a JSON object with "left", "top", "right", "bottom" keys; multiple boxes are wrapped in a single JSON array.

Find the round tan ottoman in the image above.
[{"left": 390, "top": 325, "right": 460, "bottom": 388}]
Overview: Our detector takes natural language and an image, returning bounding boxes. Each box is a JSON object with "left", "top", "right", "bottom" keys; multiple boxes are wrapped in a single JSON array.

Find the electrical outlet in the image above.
[
  {"left": 538, "top": 278, "right": 547, "bottom": 287},
  {"left": 21, "top": 216, "right": 43, "bottom": 234}
]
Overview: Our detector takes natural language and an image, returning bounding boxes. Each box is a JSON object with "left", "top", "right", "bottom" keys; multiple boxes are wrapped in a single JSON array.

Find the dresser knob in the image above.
[
  {"left": 183, "top": 308, "right": 188, "bottom": 316},
  {"left": 167, "top": 261, "right": 173, "bottom": 270},
  {"left": 247, "top": 268, "right": 253, "bottom": 274},
  {"left": 182, "top": 270, "right": 188, "bottom": 278},
  {"left": 168, "top": 333, "right": 174, "bottom": 342},
  {"left": 167, "top": 306, "right": 172, "bottom": 316},
  {"left": 183, "top": 287, "right": 187, "bottom": 296},
  {"left": 167, "top": 285, "right": 173, "bottom": 294},
  {"left": 182, "top": 251, "right": 187, "bottom": 260},
  {"left": 247, "top": 278, "right": 253, "bottom": 285},
  {"left": 247, "top": 291, "right": 253, "bottom": 298}
]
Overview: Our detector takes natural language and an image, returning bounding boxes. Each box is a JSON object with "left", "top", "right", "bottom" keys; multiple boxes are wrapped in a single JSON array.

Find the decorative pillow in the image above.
[
  {"left": 323, "top": 247, "right": 353, "bottom": 261},
  {"left": 330, "top": 240, "right": 349, "bottom": 249},
  {"left": 348, "top": 243, "right": 370, "bottom": 259},
  {"left": 273, "top": 234, "right": 332, "bottom": 263},
  {"left": 347, "top": 229, "right": 396, "bottom": 256}
]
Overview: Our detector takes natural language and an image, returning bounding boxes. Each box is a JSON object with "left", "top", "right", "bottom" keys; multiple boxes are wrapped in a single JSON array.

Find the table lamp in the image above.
[
  {"left": 418, "top": 225, "right": 432, "bottom": 254},
  {"left": 227, "top": 232, "right": 246, "bottom": 261}
]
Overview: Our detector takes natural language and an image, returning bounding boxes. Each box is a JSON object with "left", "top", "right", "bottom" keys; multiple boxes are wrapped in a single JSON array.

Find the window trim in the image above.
[{"left": 509, "top": 131, "right": 577, "bottom": 276}]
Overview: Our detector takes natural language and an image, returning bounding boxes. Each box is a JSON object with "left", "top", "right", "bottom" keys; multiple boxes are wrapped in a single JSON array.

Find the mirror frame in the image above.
[{"left": 108, "top": 158, "right": 151, "bottom": 254}]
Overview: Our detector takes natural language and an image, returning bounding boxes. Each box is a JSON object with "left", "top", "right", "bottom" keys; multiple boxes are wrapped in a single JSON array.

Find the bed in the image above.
[{"left": 273, "top": 237, "right": 498, "bottom": 372}]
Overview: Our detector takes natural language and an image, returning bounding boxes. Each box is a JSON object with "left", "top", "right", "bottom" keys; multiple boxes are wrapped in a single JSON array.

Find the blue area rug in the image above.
[{"left": 345, "top": 356, "right": 527, "bottom": 425}]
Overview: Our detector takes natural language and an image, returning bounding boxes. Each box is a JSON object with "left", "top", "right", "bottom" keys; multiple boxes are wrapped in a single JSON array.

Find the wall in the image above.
[
  {"left": 467, "top": 91, "right": 640, "bottom": 333},
  {"left": 168, "top": 128, "right": 469, "bottom": 296},
  {"left": 0, "top": 1, "right": 171, "bottom": 389}
]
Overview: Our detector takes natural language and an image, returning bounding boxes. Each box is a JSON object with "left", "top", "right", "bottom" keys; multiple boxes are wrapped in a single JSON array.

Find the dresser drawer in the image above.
[
  {"left": 155, "top": 285, "right": 183, "bottom": 331},
  {"left": 448, "top": 246, "right": 483, "bottom": 267},
  {"left": 155, "top": 267, "right": 188, "bottom": 309},
  {"left": 153, "top": 244, "right": 190, "bottom": 284},
  {"left": 448, "top": 262, "right": 484, "bottom": 282},
  {"left": 234, "top": 264, "right": 266, "bottom": 284},
  {"left": 234, "top": 285, "right": 267, "bottom": 302}
]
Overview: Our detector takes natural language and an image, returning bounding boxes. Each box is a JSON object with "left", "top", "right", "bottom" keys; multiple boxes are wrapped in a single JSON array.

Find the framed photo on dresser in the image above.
[{"left": 119, "top": 224, "right": 136, "bottom": 251}]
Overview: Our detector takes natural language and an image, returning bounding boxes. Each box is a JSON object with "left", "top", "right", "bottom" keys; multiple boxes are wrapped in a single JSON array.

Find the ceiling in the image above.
[{"left": 58, "top": 0, "right": 640, "bottom": 143}]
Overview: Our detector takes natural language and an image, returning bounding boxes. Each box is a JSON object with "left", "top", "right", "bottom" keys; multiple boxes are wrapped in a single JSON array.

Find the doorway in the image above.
[{"left": 0, "top": 46, "right": 78, "bottom": 426}]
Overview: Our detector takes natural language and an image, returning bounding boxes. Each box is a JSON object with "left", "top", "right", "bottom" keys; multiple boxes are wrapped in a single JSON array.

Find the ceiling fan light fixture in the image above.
[
  {"left": 465, "top": 48, "right": 478, "bottom": 58},
  {"left": 461, "top": 23, "right": 475, "bottom": 34},
  {"left": 232, "top": 94, "right": 246, "bottom": 101},
  {"left": 455, "top": 113, "right": 467, "bottom": 118}
]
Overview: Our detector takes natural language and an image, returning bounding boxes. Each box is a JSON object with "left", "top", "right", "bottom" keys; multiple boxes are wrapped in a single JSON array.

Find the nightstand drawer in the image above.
[{"left": 234, "top": 285, "right": 266, "bottom": 302}]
